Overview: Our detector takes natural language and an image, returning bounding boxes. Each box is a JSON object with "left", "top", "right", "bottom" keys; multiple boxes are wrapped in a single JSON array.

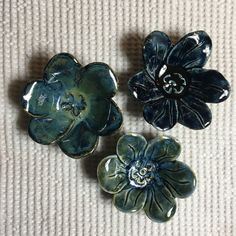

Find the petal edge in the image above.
[
  {"left": 143, "top": 99, "right": 178, "bottom": 131},
  {"left": 144, "top": 185, "right": 176, "bottom": 222},
  {"left": 143, "top": 31, "right": 172, "bottom": 78},
  {"left": 159, "top": 161, "right": 196, "bottom": 198},
  {"left": 28, "top": 116, "right": 73, "bottom": 145},
  {"left": 113, "top": 186, "right": 147, "bottom": 213},
  {"left": 167, "top": 31, "right": 212, "bottom": 69},
  {"left": 78, "top": 62, "right": 118, "bottom": 98},
  {"left": 44, "top": 53, "right": 81, "bottom": 88},
  {"left": 178, "top": 95, "right": 212, "bottom": 129},
  {"left": 22, "top": 81, "right": 56, "bottom": 117},
  {"left": 58, "top": 121, "right": 98, "bottom": 158},
  {"left": 145, "top": 136, "right": 181, "bottom": 162},
  {"left": 97, "top": 101, "right": 123, "bottom": 136},
  {"left": 128, "top": 71, "right": 163, "bottom": 103},
  {"left": 97, "top": 155, "right": 128, "bottom": 194},
  {"left": 116, "top": 134, "right": 147, "bottom": 165},
  {"left": 189, "top": 68, "right": 230, "bottom": 103}
]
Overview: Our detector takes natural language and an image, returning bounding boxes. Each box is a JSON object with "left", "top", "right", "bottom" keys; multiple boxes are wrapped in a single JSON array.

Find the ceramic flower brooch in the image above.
[
  {"left": 22, "top": 53, "right": 123, "bottom": 157},
  {"left": 129, "top": 31, "right": 230, "bottom": 130},
  {"left": 21, "top": 31, "right": 230, "bottom": 222},
  {"left": 97, "top": 134, "right": 196, "bottom": 222}
]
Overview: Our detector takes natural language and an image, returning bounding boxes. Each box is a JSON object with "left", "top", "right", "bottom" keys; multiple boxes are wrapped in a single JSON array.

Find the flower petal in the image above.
[
  {"left": 44, "top": 53, "right": 81, "bottom": 89},
  {"left": 116, "top": 134, "right": 147, "bottom": 166},
  {"left": 167, "top": 31, "right": 212, "bottom": 69},
  {"left": 22, "top": 81, "right": 59, "bottom": 117},
  {"left": 85, "top": 97, "right": 111, "bottom": 132},
  {"left": 144, "top": 185, "right": 176, "bottom": 222},
  {"left": 143, "top": 31, "right": 172, "bottom": 78},
  {"left": 78, "top": 63, "right": 118, "bottom": 98},
  {"left": 97, "top": 101, "right": 123, "bottom": 136},
  {"left": 113, "top": 185, "right": 147, "bottom": 213},
  {"left": 159, "top": 161, "right": 196, "bottom": 198},
  {"left": 58, "top": 121, "right": 98, "bottom": 158},
  {"left": 128, "top": 71, "right": 163, "bottom": 102},
  {"left": 28, "top": 115, "right": 73, "bottom": 145},
  {"left": 178, "top": 95, "right": 212, "bottom": 129},
  {"left": 145, "top": 136, "right": 181, "bottom": 162},
  {"left": 97, "top": 155, "right": 128, "bottom": 194},
  {"left": 189, "top": 68, "right": 230, "bottom": 103},
  {"left": 143, "top": 98, "right": 178, "bottom": 131}
]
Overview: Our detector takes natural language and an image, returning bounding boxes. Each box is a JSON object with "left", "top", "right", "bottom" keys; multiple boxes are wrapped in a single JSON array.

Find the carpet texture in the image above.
[{"left": 0, "top": 0, "right": 235, "bottom": 235}]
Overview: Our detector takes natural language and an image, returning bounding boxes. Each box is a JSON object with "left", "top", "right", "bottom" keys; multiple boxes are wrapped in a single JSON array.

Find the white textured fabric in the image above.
[{"left": 0, "top": 0, "right": 235, "bottom": 235}]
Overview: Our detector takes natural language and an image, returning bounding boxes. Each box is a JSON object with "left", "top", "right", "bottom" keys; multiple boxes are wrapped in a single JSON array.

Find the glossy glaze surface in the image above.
[
  {"left": 97, "top": 134, "right": 196, "bottom": 222},
  {"left": 22, "top": 53, "right": 123, "bottom": 158},
  {"left": 128, "top": 31, "right": 230, "bottom": 130}
]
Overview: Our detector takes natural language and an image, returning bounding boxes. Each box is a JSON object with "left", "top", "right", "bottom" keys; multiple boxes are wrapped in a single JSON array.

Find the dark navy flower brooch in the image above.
[
  {"left": 128, "top": 31, "right": 230, "bottom": 130},
  {"left": 20, "top": 30, "right": 230, "bottom": 223}
]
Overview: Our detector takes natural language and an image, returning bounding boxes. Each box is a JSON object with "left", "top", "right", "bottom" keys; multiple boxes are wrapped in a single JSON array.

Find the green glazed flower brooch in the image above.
[
  {"left": 97, "top": 134, "right": 196, "bottom": 222},
  {"left": 22, "top": 53, "right": 123, "bottom": 158}
]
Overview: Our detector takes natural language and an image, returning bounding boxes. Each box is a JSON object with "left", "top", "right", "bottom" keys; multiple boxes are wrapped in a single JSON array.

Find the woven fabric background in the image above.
[{"left": 0, "top": 0, "right": 235, "bottom": 235}]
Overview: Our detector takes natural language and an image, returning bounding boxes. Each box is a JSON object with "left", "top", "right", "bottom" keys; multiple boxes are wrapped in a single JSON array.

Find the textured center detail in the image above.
[
  {"left": 61, "top": 93, "right": 86, "bottom": 116},
  {"left": 156, "top": 65, "right": 190, "bottom": 98},
  {"left": 128, "top": 160, "right": 156, "bottom": 188},
  {"left": 162, "top": 73, "right": 186, "bottom": 94}
]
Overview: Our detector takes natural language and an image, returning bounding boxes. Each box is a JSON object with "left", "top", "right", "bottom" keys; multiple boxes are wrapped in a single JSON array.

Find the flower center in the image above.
[
  {"left": 128, "top": 160, "right": 156, "bottom": 188},
  {"left": 156, "top": 65, "right": 190, "bottom": 98},
  {"left": 61, "top": 93, "right": 86, "bottom": 116}
]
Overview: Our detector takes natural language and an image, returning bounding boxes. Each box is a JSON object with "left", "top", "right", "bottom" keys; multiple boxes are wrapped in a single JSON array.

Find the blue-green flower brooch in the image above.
[
  {"left": 22, "top": 53, "right": 123, "bottom": 158},
  {"left": 128, "top": 31, "right": 230, "bottom": 130},
  {"left": 97, "top": 134, "right": 196, "bottom": 222}
]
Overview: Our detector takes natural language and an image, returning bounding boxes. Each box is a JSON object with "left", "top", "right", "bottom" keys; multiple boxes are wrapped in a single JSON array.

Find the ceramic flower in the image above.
[
  {"left": 97, "top": 134, "right": 196, "bottom": 222},
  {"left": 128, "top": 31, "right": 230, "bottom": 130},
  {"left": 22, "top": 53, "right": 123, "bottom": 158}
]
